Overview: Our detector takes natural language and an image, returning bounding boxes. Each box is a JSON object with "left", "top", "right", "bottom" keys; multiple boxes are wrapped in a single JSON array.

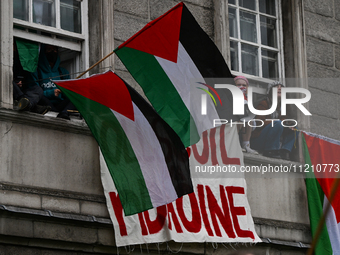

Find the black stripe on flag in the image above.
[
  {"left": 179, "top": 5, "right": 240, "bottom": 121},
  {"left": 122, "top": 76, "right": 194, "bottom": 198}
]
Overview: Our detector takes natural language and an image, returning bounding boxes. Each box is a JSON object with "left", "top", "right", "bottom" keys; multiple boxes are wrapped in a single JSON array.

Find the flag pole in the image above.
[
  {"left": 306, "top": 173, "right": 340, "bottom": 255},
  {"left": 76, "top": 49, "right": 117, "bottom": 79}
]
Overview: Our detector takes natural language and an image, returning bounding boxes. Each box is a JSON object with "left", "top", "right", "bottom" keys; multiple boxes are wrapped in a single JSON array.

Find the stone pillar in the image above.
[
  {"left": 0, "top": 0, "right": 13, "bottom": 108},
  {"left": 213, "top": 0, "right": 230, "bottom": 65},
  {"left": 282, "top": 0, "right": 309, "bottom": 162},
  {"left": 88, "top": 0, "right": 115, "bottom": 75},
  {"left": 282, "top": 0, "right": 309, "bottom": 128}
]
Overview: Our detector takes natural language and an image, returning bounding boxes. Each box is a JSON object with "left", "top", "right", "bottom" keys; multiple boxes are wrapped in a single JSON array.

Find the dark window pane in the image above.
[
  {"left": 240, "top": 11, "right": 257, "bottom": 43},
  {"left": 239, "top": 0, "right": 256, "bottom": 11},
  {"left": 229, "top": 0, "right": 236, "bottom": 4},
  {"left": 33, "top": 0, "right": 56, "bottom": 27},
  {"left": 262, "top": 49, "right": 278, "bottom": 79},
  {"left": 230, "top": 41, "right": 239, "bottom": 71},
  {"left": 241, "top": 43, "right": 258, "bottom": 76},
  {"left": 13, "top": 0, "right": 29, "bottom": 21},
  {"left": 60, "top": 0, "right": 82, "bottom": 33},
  {"left": 229, "top": 7, "right": 238, "bottom": 38},
  {"left": 260, "top": 15, "right": 277, "bottom": 47},
  {"left": 259, "top": 0, "right": 276, "bottom": 16}
]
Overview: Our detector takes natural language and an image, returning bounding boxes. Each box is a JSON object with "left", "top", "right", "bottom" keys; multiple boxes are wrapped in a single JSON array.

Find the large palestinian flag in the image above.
[
  {"left": 53, "top": 71, "right": 193, "bottom": 216},
  {"left": 303, "top": 132, "right": 340, "bottom": 255},
  {"left": 115, "top": 2, "right": 235, "bottom": 147}
]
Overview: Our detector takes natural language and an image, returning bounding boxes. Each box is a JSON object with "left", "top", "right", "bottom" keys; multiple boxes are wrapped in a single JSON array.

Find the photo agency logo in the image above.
[
  {"left": 198, "top": 81, "right": 312, "bottom": 128},
  {"left": 197, "top": 82, "right": 222, "bottom": 114}
]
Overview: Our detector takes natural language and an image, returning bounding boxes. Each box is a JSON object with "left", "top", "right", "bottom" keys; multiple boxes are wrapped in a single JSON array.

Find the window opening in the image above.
[{"left": 228, "top": 0, "right": 284, "bottom": 80}]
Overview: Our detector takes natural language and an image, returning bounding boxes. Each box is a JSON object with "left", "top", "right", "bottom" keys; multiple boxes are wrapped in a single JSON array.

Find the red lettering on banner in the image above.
[
  {"left": 206, "top": 186, "right": 236, "bottom": 238},
  {"left": 176, "top": 193, "right": 201, "bottom": 233},
  {"left": 109, "top": 184, "right": 255, "bottom": 239},
  {"left": 167, "top": 203, "right": 183, "bottom": 233},
  {"left": 191, "top": 131, "right": 209, "bottom": 164},
  {"left": 220, "top": 125, "right": 241, "bottom": 165},
  {"left": 191, "top": 126, "right": 241, "bottom": 166},
  {"left": 109, "top": 192, "right": 127, "bottom": 236},
  {"left": 226, "top": 186, "right": 255, "bottom": 239},
  {"left": 209, "top": 127, "right": 218, "bottom": 165},
  {"left": 138, "top": 213, "right": 148, "bottom": 235},
  {"left": 143, "top": 205, "right": 166, "bottom": 234},
  {"left": 197, "top": 184, "right": 214, "bottom": 236}
]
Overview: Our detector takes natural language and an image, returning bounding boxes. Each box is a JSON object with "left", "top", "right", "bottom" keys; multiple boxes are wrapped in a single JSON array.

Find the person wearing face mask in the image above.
[
  {"left": 250, "top": 81, "right": 297, "bottom": 160},
  {"left": 26, "top": 44, "right": 76, "bottom": 120}
]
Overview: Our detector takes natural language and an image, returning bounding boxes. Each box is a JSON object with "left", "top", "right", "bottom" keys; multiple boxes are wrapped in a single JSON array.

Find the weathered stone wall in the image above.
[
  {"left": 0, "top": 0, "right": 13, "bottom": 109},
  {"left": 3, "top": 0, "right": 335, "bottom": 254},
  {"left": 0, "top": 112, "right": 106, "bottom": 216},
  {"left": 304, "top": 0, "right": 340, "bottom": 139}
]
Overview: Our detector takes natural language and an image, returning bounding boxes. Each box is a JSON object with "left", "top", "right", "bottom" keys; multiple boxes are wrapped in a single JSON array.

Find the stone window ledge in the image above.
[
  {"left": 1, "top": 108, "right": 304, "bottom": 169},
  {"left": 0, "top": 108, "right": 91, "bottom": 136}
]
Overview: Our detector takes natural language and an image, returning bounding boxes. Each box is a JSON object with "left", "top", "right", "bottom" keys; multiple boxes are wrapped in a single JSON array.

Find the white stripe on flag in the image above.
[
  {"left": 324, "top": 195, "right": 340, "bottom": 254},
  {"left": 111, "top": 103, "right": 178, "bottom": 207},
  {"left": 156, "top": 42, "right": 220, "bottom": 135}
]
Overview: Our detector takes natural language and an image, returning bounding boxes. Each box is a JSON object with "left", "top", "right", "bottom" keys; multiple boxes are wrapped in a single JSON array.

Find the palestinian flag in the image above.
[
  {"left": 53, "top": 71, "right": 193, "bottom": 216},
  {"left": 303, "top": 132, "right": 340, "bottom": 255},
  {"left": 115, "top": 2, "right": 234, "bottom": 147}
]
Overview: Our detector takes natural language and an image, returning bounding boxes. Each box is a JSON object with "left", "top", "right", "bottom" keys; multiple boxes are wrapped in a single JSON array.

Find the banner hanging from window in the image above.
[{"left": 100, "top": 125, "right": 261, "bottom": 246}]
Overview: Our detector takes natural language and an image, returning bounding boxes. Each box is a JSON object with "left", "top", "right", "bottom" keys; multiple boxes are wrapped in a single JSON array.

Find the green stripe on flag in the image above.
[
  {"left": 116, "top": 47, "right": 199, "bottom": 147},
  {"left": 15, "top": 38, "right": 39, "bottom": 73},
  {"left": 61, "top": 87, "right": 153, "bottom": 215},
  {"left": 303, "top": 134, "right": 333, "bottom": 255}
]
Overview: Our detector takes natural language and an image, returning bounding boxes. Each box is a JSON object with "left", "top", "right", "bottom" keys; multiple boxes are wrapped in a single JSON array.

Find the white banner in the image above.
[{"left": 100, "top": 125, "right": 261, "bottom": 246}]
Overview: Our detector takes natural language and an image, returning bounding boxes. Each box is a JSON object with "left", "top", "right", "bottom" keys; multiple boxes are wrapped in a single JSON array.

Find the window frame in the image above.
[
  {"left": 228, "top": 0, "right": 285, "bottom": 80},
  {"left": 13, "top": 0, "right": 89, "bottom": 78}
]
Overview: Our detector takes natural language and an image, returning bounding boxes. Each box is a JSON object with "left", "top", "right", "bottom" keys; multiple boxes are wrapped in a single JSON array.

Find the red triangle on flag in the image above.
[
  {"left": 54, "top": 71, "right": 134, "bottom": 121},
  {"left": 118, "top": 3, "right": 183, "bottom": 63}
]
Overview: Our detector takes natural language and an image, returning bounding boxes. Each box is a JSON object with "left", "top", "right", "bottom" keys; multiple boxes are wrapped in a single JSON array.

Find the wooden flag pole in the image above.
[
  {"left": 76, "top": 50, "right": 116, "bottom": 79},
  {"left": 307, "top": 174, "right": 340, "bottom": 255}
]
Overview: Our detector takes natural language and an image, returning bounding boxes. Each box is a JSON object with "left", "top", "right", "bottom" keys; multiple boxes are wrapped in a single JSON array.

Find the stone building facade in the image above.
[
  {"left": 304, "top": 0, "right": 340, "bottom": 140},
  {"left": 0, "top": 0, "right": 339, "bottom": 254}
]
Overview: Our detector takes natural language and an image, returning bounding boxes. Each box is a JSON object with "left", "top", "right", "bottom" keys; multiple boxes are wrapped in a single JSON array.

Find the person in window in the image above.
[
  {"left": 26, "top": 44, "right": 76, "bottom": 120},
  {"left": 250, "top": 81, "right": 297, "bottom": 160},
  {"left": 13, "top": 44, "right": 51, "bottom": 115},
  {"left": 234, "top": 76, "right": 258, "bottom": 155}
]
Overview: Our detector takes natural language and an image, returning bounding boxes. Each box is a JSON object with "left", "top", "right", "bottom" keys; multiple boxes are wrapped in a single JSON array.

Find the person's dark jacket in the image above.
[{"left": 27, "top": 45, "right": 70, "bottom": 105}]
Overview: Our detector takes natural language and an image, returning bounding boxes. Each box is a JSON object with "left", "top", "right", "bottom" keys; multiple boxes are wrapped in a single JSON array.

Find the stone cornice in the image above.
[{"left": 0, "top": 108, "right": 92, "bottom": 136}]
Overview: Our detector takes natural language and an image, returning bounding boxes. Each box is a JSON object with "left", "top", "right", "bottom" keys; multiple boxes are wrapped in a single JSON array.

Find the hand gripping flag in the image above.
[
  {"left": 54, "top": 71, "right": 193, "bottom": 216},
  {"left": 303, "top": 132, "right": 340, "bottom": 255},
  {"left": 115, "top": 2, "right": 236, "bottom": 147}
]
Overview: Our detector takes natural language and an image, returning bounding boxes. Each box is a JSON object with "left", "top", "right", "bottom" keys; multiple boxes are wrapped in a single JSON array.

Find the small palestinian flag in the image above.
[
  {"left": 115, "top": 2, "right": 234, "bottom": 147},
  {"left": 15, "top": 38, "right": 39, "bottom": 73},
  {"left": 54, "top": 71, "right": 193, "bottom": 216},
  {"left": 303, "top": 132, "right": 340, "bottom": 255}
]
